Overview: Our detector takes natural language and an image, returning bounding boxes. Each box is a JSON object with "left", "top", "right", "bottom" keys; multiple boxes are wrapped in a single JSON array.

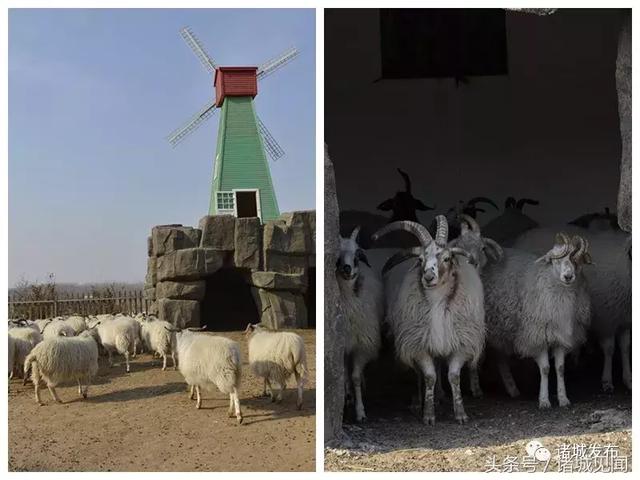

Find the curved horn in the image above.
[
  {"left": 458, "top": 214, "right": 481, "bottom": 234},
  {"left": 570, "top": 235, "right": 591, "bottom": 264},
  {"left": 467, "top": 197, "right": 498, "bottom": 211},
  {"left": 350, "top": 226, "right": 361, "bottom": 242},
  {"left": 556, "top": 233, "right": 570, "bottom": 245},
  {"left": 449, "top": 247, "right": 476, "bottom": 265},
  {"left": 435, "top": 215, "right": 449, "bottom": 247},
  {"left": 372, "top": 220, "right": 433, "bottom": 247},
  {"left": 545, "top": 233, "right": 572, "bottom": 260},
  {"left": 483, "top": 237, "right": 504, "bottom": 262},
  {"left": 516, "top": 198, "right": 540, "bottom": 211},
  {"left": 381, "top": 248, "right": 423, "bottom": 276},
  {"left": 397, "top": 168, "right": 411, "bottom": 193}
]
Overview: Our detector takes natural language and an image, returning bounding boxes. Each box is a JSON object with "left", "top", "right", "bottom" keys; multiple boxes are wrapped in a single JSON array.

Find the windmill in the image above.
[{"left": 167, "top": 26, "right": 299, "bottom": 222}]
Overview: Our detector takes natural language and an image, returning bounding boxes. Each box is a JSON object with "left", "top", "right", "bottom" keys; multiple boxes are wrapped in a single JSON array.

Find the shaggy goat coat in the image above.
[
  {"left": 483, "top": 248, "right": 591, "bottom": 358},
  {"left": 248, "top": 329, "right": 307, "bottom": 387},
  {"left": 8, "top": 327, "right": 44, "bottom": 376},
  {"left": 41, "top": 319, "right": 76, "bottom": 339}
]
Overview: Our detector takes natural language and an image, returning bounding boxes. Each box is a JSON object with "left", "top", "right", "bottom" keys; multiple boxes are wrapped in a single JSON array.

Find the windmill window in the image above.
[{"left": 216, "top": 191, "right": 235, "bottom": 214}]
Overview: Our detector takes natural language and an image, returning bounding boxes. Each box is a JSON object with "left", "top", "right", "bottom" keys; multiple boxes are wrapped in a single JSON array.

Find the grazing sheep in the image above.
[
  {"left": 139, "top": 318, "right": 177, "bottom": 370},
  {"left": 374, "top": 215, "right": 485, "bottom": 424},
  {"left": 24, "top": 329, "right": 99, "bottom": 405},
  {"left": 245, "top": 323, "right": 307, "bottom": 410},
  {"left": 96, "top": 317, "right": 138, "bottom": 372},
  {"left": 483, "top": 233, "right": 592, "bottom": 408},
  {"left": 481, "top": 196, "right": 540, "bottom": 246},
  {"left": 336, "top": 226, "right": 383, "bottom": 421},
  {"left": 515, "top": 227, "right": 631, "bottom": 392},
  {"left": 64, "top": 315, "right": 88, "bottom": 335},
  {"left": 168, "top": 325, "right": 243, "bottom": 424},
  {"left": 8, "top": 327, "right": 44, "bottom": 383},
  {"left": 40, "top": 319, "right": 76, "bottom": 339}
]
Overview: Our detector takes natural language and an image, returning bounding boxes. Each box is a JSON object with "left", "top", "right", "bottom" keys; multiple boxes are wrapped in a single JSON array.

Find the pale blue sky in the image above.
[{"left": 9, "top": 9, "right": 316, "bottom": 286}]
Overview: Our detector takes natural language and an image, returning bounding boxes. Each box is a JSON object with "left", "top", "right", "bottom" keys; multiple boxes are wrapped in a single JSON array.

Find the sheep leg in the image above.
[
  {"left": 448, "top": 354, "right": 469, "bottom": 424},
  {"left": 600, "top": 336, "right": 615, "bottom": 393},
  {"left": 535, "top": 350, "right": 551, "bottom": 409},
  {"left": 189, "top": 384, "right": 196, "bottom": 400},
  {"left": 274, "top": 383, "right": 284, "bottom": 403},
  {"left": 618, "top": 329, "right": 632, "bottom": 390},
  {"left": 262, "top": 378, "right": 272, "bottom": 398},
  {"left": 195, "top": 385, "right": 202, "bottom": 409},
  {"left": 232, "top": 388, "right": 243, "bottom": 424},
  {"left": 77, "top": 380, "right": 83, "bottom": 396},
  {"left": 107, "top": 350, "right": 114, "bottom": 368},
  {"left": 171, "top": 352, "right": 177, "bottom": 370},
  {"left": 294, "top": 370, "right": 304, "bottom": 411},
  {"left": 351, "top": 358, "right": 366, "bottom": 422},
  {"left": 498, "top": 357, "right": 520, "bottom": 398},
  {"left": 48, "top": 385, "right": 62, "bottom": 403},
  {"left": 553, "top": 347, "right": 570, "bottom": 407},
  {"left": 123, "top": 351, "right": 130, "bottom": 373},
  {"left": 34, "top": 381, "right": 43, "bottom": 405},
  {"left": 468, "top": 364, "right": 483, "bottom": 399},
  {"left": 162, "top": 354, "right": 167, "bottom": 371},
  {"left": 132, "top": 340, "right": 138, "bottom": 358},
  {"left": 228, "top": 395, "right": 234, "bottom": 417},
  {"left": 416, "top": 354, "right": 437, "bottom": 425},
  {"left": 435, "top": 361, "right": 446, "bottom": 403}
]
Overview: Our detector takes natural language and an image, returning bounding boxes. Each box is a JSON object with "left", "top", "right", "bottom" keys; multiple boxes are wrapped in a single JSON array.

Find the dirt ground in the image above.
[
  {"left": 325, "top": 389, "right": 631, "bottom": 472},
  {"left": 8, "top": 329, "right": 316, "bottom": 472}
]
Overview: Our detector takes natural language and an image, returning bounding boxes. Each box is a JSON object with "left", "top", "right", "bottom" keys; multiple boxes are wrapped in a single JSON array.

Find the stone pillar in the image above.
[
  {"left": 616, "top": 12, "right": 631, "bottom": 232},
  {"left": 324, "top": 144, "right": 345, "bottom": 444}
]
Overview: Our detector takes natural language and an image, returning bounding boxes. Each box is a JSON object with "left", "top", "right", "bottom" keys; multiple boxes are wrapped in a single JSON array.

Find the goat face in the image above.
[
  {"left": 536, "top": 234, "right": 591, "bottom": 287},
  {"left": 418, "top": 243, "right": 457, "bottom": 289},
  {"left": 337, "top": 227, "right": 370, "bottom": 282}
]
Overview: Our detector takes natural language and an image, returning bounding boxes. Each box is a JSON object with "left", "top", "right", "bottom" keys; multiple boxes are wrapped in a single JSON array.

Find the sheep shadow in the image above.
[
  {"left": 239, "top": 387, "right": 317, "bottom": 425},
  {"left": 79, "top": 382, "right": 185, "bottom": 404}
]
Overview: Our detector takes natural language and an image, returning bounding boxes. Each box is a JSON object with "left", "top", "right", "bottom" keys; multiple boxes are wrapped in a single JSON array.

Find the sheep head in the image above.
[
  {"left": 373, "top": 215, "right": 474, "bottom": 288},
  {"left": 535, "top": 233, "right": 592, "bottom": 286},
  {"left": 453, "top": 214, "right": 503, "bottom": 272},
  {"left": 337, "top": 226, "right": 371, "bottom": 282}
]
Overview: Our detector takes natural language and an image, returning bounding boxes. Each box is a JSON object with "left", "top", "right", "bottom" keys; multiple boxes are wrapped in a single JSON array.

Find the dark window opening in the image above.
[
  {"left": 380, "top": 9, "right": 508, "bottom": 79},
  {"left": 235, "top": 191, "right": 258, "bottom": 218},
  {"left": 200, "top": 268, "right": 259, "bottom": 331}
]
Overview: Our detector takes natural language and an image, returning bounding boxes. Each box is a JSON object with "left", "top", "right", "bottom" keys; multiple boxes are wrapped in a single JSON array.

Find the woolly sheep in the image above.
[
  {"left": 96, "top": 316, "right": 138, "bottom": 372},
  {"left": 8, "top": 327, "right": 44, "bottom": 383},
  {"left": 64, "top": 315, "right": 88, "bottom": 335},
  {"left": 335, "top": 226, "right": 383, "bottom": 421},
  {"left": 483, "top": 233, "right": 592, "bottom": 408},
  {"left": 139, "top": 317, "right": 177, "bottom": 370},
  {"left": 40, "top": 319, "right": 76, "bottom": 339},
  {"left": 374, "top": 215, "right": 485, "bottom": 425},
  {"left": 514, "top": 227, "right": 631, "bottom": 392},
  {"left": 245, "top": 323, "right": 307, "bottom": 410},
  {"left": 24, "top": 329, "right": 99, "bottom": 405},
  {"left": 168, "top": 325, "right": 243, "bottom": 424}
]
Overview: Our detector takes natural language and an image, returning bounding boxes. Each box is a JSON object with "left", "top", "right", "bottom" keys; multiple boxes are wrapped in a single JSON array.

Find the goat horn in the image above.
[
  {"left": 571, "top": 235, "right": 589, "bottom": 262},
  {"left": 516, "top": 198, "right": 540, "bottom": 210},
  {"left": 467, "top": 197, "right": 498, "bottom": 210},
  {"left": 483, "top": 237, "right": 504, "bottom": 261},
  {"left": 435, "top": 215, "right": 449, "bottom": 247},
  {"left": 372, "top": 221, "right": 433, "bottom": 247},
  {"left": 381, "top": 248, "right": 423, "bottom": 276},
  {"left": 350, "top": 226, "right": 361, "bottom": 242},
  {"left": 458, "top": 214, "right": 480, "bottom": 234},
  {"left": 397, "top": 168, "right": 411, "bottom": 193},
  {"left": 556, "top": 233, "right": 570, "bottom": 245},
  {"left": 450, "top": 247, "right": 476, "bottom": 265}
]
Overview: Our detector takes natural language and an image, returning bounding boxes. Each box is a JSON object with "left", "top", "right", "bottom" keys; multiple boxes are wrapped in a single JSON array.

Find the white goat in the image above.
[
  {"left": 139, "top": 317, "right": 177, "bottom": 370},
  {"left": 483, "top": 233, "right": 592, "bottom": 408},
  {"left": 96, "top": 316, "right": 138, "bottom": 372},
  {"left": 24, "top": 329, "right": 99, "bottom": 405},
  {"left": 515, "top": 227, "right": 631, "bottom": 392},
  {"left": 374, "top": 215, "right": 485, "bottom": 424},
  {"left": 8, "top": 327, "right": 44, "bottom": 383},
  {"left": 64, "top": 315, "right": 88, "bottom": 335},
  {"left": 245, "top": 323, "right": 307, "bottom": 410},
  {"left": 168, "top": 325, "right": 243, "bottom": 424},
  {"left": 40, "top": 319, "right": 76, "bottom": 339},
  {"left": 335, "top": 226, "right": 383, "bottom": 421}
]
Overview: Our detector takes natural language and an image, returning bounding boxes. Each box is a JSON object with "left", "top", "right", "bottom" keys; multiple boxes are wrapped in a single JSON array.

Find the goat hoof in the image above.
[
  {"left": 356, "top": 415, "right": 367, "bottom": 423},
  {"left": 423, "top": 416, "right": 436, "bottom": 426},
  {"left": 297, "top": 402, "right": 303, "bottom": 411},
  {"left": 602, "top": 382, "right": 614, "bottom": 393},
  {"left": 538, "top": 399, "right": 551, "bottom": 409},
  {"left": 82, "top": 392, "right": 88, "bottom": 399},
  {"left": 237, "top": 416, "right": 243, "bottom": 425},
  {"left": 508, "top": 389, "right": 521, "bottom": 399},
  {"left": 558, "top": 398, "right": 571, "bottom": 408},
  {"left": 456, "top": 414, "right": 469, "bottom": 425}
]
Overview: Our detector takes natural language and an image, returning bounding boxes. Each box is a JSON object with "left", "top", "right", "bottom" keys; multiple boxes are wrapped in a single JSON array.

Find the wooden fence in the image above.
[{"left": 8, "top": 290, "right": 150, "bottom": 320}]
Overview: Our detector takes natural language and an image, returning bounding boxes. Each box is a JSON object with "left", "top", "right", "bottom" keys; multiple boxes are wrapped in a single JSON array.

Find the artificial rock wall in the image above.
[{"left": 144, "top": 211, "right": 315, "bottom": 329}]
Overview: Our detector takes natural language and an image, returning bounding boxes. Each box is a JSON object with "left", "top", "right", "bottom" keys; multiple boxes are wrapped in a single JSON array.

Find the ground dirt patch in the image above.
[{"left": 9, "top": 330, "right": 315, "bottom": 472}]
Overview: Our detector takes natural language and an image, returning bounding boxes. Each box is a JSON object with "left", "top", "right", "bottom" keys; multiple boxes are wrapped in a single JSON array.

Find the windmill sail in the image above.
[
  {"left": 257, "top": 47, "right": 299, "bottom": 81},
  {"left": 180, "top": 27, "right": 218, "bottom": 74},
  {"left": 167, "top": 99, "right": 218, "bottom": 147},
  {"left": 257, "top": 116, "right": 285, "bottom": 161}
]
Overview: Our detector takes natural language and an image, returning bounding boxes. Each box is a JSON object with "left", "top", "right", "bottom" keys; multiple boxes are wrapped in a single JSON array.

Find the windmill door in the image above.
[{"left": 234, "top": 189, "right": 261, "bottom": 219}]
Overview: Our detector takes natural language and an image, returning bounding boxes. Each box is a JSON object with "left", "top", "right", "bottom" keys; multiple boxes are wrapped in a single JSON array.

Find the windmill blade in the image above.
[
  {"left": 180, "top": 26, "right": 217, "bottom": 74},
  {"left": 257, "top": 47, "right": 300, "bottom": 81},
  {"left": 167, "top": 99, "right": 218, "bottom": 147},
  {"left": 257, "top": 116, "right": 285, "bottom": 161}
]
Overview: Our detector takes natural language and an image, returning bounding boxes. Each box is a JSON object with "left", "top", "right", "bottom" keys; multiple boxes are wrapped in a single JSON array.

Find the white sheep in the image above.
[
  {"left": 24, "top": 329, "right": 99, "bottom": 405},
  {"left": 64, "top": 315, "right": 88, "bottom": 335},
  {"left": 167, "top": 325, "right": 243, "bottom": 424},
  {"left": 374, "top": 215, "right": 485, "bottom": 425},
  {"left": 40, "top": 319, "right": 76, "bottom": 339},
  {"left": 335, "top": 226, "right": 383, "bottom": 421},
  {"left": 8, "top": 326, "right": 44, "bottom": 383},
  {"left": 139, "top": 317, "right": 177, "bottom": 370},
  {"left": 96, "top": 316, "right": 138, "bottom": 372},
  {"left": 514, "top": 227, "right": 631, "bottom": 392},
  {"left": 245, "top": 323, "right": 307, "bottom": 410},
  {"left": 483, "top": 233, "right": 592, "bottom": 408}
]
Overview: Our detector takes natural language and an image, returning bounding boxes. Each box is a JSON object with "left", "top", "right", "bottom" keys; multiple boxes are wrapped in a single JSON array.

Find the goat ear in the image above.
[
  {"left": 535, "top": 254, "right": 550, "bottom": 264},
  {"left": 356, "top": 249, "right": 371, "bottom": 268},
  {"left": 377, "top": 199, "right": 393, "bottom": 211}
]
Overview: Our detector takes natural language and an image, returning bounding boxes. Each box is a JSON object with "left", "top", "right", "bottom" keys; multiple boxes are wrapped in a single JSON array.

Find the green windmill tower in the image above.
[{"left": 167, "top": 27, "right": 299, "bottom": 222}]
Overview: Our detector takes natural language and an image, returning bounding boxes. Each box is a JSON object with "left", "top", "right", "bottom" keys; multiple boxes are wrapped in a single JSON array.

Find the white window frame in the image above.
[
  {"left": 215, "top": 190, "right": 235, "bottom": 216},
  {"left": 232, "top": 188, "right": 261, "bottom": 221}
]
